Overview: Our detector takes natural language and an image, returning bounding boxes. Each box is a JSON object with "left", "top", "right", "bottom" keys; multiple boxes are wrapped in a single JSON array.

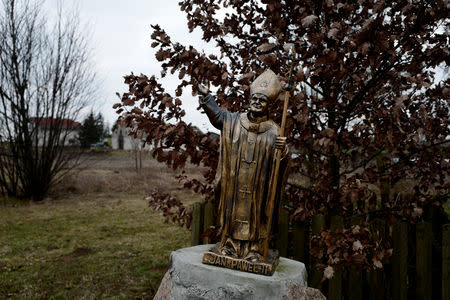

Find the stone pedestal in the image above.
[{"left": 154, "top": 244, "right": 325, "bottom": 300}]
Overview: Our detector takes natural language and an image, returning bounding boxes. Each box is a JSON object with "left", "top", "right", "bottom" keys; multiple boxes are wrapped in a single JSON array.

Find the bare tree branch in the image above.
[{"left": 0, "top": 0, "right": 96, "bottom": 201}]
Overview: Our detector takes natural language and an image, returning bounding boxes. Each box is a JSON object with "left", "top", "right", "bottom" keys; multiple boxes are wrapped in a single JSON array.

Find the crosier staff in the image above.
[{"left": 263, "top": 49, "right": 297, "bottom": 262}]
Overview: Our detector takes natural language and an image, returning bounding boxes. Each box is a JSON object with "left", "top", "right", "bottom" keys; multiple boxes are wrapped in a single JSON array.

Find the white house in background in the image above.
[
  {"left": 30, "top": 117, "right": 81, "bottom": 146},
  {"left": 111, "top": 123, "right": 133, "bottom": 150},
  {"left": 111, "top": 121, "right": 151, "bottom": 151}
]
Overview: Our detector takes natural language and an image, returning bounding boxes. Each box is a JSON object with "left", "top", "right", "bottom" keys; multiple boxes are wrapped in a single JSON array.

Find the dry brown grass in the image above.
[{"left": 50, "top": 150, "right": 205, "bottom": 205}]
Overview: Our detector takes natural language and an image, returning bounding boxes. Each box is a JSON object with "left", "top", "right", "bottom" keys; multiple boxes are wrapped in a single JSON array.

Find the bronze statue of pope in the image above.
[{"left": 198, "top": 69, "right": 290, "bottom": 267}]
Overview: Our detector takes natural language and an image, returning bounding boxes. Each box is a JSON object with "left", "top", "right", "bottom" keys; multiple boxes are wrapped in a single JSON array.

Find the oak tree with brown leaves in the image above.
[{"left": 115, "top": 0, "right": 449, "bottom": 273}]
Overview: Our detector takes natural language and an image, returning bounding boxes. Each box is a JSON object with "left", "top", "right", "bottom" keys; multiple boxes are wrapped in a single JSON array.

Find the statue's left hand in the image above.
[{"left": 274, "top": 136, "right": 287, "bottom": 150}]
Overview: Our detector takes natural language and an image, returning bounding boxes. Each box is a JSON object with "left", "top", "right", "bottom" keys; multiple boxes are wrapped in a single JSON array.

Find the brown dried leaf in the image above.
[
  {"left": 301, "top": 15, "right": 318, "bottom": 27},
  {"left": 352, "top": 240, "right": 363, "bottom": 251},
  {"left": 324, "top": 266, "right": 334, "bottom": 279},
  {"left": 296, "top": 69, "right": 305, "bottom": 81},
  {"left": 373, "top": 259, "right": 383, "bottom": 269},
  {"left": 327, "top": 28, "right": 339, "bottom": 40},
  {"left": 257, "top": 43, "right": 276, "bottom": 52}
]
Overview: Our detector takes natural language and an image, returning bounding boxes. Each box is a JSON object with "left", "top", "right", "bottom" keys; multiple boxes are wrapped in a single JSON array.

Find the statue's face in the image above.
[{"left": 249, "top": 93, "right": 269, "bottom": 116}]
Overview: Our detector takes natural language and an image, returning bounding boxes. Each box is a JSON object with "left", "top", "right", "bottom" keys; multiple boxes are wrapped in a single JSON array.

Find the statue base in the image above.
[
  {"left": 153, "top": 244, "right": 327, "bottom": 300},
  {"left": 202, "top": 243, "right": 279, "bottom": 276}
]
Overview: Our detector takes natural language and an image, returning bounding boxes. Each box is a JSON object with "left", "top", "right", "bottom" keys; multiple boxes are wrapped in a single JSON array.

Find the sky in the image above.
[
  {"left": 46, "top": 0, "right": 219, "bottom": 133},
  {"left": 41, "top": 0, "right": 449, "bottom": 134}
]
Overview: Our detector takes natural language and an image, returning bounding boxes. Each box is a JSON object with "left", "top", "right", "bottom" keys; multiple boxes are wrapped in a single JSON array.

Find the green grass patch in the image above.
[{"left": 0, "top": 193, "right": 189, "bottom": 299}]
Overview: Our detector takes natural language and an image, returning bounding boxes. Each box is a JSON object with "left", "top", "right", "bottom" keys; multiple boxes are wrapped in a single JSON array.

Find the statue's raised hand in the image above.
[{"left": 197, "top": 79, "right": 210, "bottom": 96}]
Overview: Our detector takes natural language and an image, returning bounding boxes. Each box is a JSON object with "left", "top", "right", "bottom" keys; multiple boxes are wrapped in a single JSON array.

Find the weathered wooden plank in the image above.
[
  {"left": 416, "top": 221, "right": 432, "bottom": 300},
  {"left": 292, "top": 218, "right": 307, "bottom": 263},
  {"left": 202, "top": 201, "right": 214, "bottom": 244},
  {"left": 190, "top": 202, "right": 203, "bottom": 246},
  {"left": 311, "top": 214, "right": 326, "bottom": 235},
  {"left": 348, "top": 268, "right": 363, "bottom": 300},
  {"left": 392, "top": 220, "right": 408, "bottom": 300},
  {"left": 366, "top": 269, "right": 384, "bottom": 300},
  {"left": 368, "top": 219, "right": 385, "bottom": 300},
  {"left": 310, "top": 214, "right": 326, "bottom": 290},
  {"left": 276, "top": 209, "right": 289, "bottom": 257},
  {"left": 328, "top": 215, "right": 344, "bottom": 300},
  {"left": 443, "top": 224, "right": 450, "bottom": 300}
]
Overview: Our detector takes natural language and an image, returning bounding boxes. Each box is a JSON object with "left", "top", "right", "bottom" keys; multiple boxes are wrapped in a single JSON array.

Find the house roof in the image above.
[{"left": 30, "top": 117, "right": 81, "bottom": 130}]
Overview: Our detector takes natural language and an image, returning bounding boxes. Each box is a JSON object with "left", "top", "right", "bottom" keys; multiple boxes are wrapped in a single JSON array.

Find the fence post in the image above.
[
  {"left": 293, "top": 218, "right": 307, "bottom": 263},
  {"left": 328, "top": 215, "right": 344, "bottom": 300},
  {"left": 202, "top": 200, "right": 214, "bottom": 244},
  {"left": 443, "top": 224, "right": 450, "bottom": 300},
  {"left": 348, "top": 268, "right": 362, "bottom": 300},
  {"left": 310, "top": 214, "right": 326, "bottom": 290},
  {"left": 392, "top": 220, "right": 408, "bottom": 300},
  {"left": 416, "top": 221, "right": 432, "bottom": 300},
  {"left": 191, "top": 202, "right": 203, "bottom": 246}
]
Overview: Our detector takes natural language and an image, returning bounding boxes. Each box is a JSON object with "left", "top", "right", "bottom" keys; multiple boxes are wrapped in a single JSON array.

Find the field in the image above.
[{"left": 0, "top": 151, "right": 202, "bottom": 299}]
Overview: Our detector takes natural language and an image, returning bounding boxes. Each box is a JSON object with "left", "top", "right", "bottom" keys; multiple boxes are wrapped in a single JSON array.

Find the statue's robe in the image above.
[{"left": 201, "top": 94, "right": 290, "bottom": 249}]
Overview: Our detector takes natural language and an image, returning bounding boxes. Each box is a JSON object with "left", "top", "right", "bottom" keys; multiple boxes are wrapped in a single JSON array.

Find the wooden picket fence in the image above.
[{"left": 191, "top": 200, "right": 449, "bottom": 300}]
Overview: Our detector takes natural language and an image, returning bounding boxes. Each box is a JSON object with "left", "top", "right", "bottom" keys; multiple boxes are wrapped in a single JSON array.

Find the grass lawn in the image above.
[
  {"left": 0, "top": 194, "right": 189, "bottom": 299},
  {"left": 0, "top": 151, "right": 201, "bottom": 299}
]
